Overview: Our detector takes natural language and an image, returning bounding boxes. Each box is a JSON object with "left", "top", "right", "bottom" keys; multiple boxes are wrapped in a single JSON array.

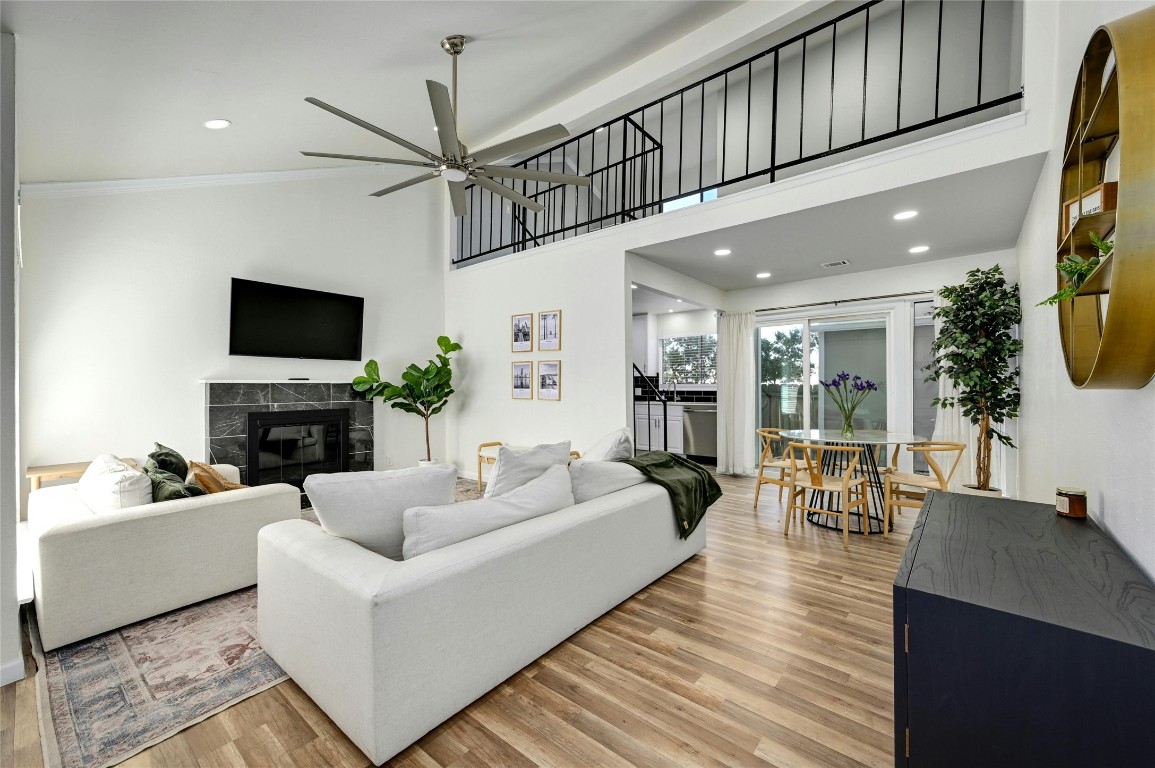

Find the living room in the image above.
[{"left": 2, "top": 1, "right": 1154, "bottom": 767}]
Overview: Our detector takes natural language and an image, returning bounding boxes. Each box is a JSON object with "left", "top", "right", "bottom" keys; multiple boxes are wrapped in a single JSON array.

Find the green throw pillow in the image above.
[
  {"left": 146, "top": 442, "right": 189, "bottom": 479},
  {"left": 145, "top": 467, "right": 206, "bottom": 503}
]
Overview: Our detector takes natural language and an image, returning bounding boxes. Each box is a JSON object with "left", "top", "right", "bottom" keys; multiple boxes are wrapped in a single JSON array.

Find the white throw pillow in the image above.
[
  {"left": 569, "top": 458, "right": 647, "bottom": 504},
  {"left": 582, "top": 427, "right": 634, "bottom": 462},
  {"left": 404, "top": 464, "right": 574, "bottom": 558},
  {"left": 304, "top": 464, "right": 457, "bottom": 560},
  {"left": 77, "top": 454, "right": 152, "bottom": 512},
  {"left": 484, "top": 440, "right": 572, "bottom": 497}
]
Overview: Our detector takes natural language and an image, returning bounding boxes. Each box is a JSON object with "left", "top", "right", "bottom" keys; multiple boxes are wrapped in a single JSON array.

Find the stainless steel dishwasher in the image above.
[{"left": 681, "top": 404, "right": 718, "bottom": 460}]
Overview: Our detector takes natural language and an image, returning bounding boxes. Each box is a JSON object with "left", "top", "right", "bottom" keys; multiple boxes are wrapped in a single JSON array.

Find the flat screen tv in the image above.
[{"left": 229, "top": 278, "right": 364, "bottom": 361}]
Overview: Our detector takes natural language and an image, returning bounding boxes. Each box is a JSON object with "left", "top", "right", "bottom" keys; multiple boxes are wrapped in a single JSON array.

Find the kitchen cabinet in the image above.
[
  {"left": 633, "top": 402, "right": 682, "bottom": 454},
  {"left": 894, "top": 491, "right": 1155, "bottom": 767}
]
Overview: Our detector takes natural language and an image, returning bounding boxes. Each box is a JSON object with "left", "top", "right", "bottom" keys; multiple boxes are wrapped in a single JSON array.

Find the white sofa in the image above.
[
  {"left": 258, "top": 481, "right": 705, "bottom": 765},
  {"left": 28, "top": 464, "right": 300, "bottom": 651}
]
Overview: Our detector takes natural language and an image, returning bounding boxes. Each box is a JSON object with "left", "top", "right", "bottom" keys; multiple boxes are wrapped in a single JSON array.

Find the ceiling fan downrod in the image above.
[{"left": 440, "top": 35, "right": 466, "bottom": 123}]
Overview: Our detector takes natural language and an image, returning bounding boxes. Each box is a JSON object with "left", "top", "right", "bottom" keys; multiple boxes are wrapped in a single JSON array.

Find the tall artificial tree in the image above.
[{"left": 925, "top": 265, "right": 1022, "bottom": 491}]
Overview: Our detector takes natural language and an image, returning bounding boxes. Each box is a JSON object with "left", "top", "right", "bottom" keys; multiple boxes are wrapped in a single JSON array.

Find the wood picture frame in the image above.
[
  {"left": 511, "top": 313, "right": 533, "bottom": 353},
  {"left": 512, "top": 361, "right": 533, "bottom": 400},
  {"left": 537, "top": 360, "right": 561, "bottom": 401},
  {"left": 538, "top": 310, "right": 562, "bottom": 351},
  {"left": 1062, "top": 181, "right": 1118, "bottom": 236}
]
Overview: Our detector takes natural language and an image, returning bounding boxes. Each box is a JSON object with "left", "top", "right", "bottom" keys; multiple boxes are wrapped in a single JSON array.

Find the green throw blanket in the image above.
[{"left": 621, "top": 452, "right": 722, "bottom": 539}]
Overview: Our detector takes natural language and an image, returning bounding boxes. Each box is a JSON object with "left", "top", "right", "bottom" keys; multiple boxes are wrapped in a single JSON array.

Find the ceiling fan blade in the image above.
[
  {"left": 369, "top": 171, "right": 440, "bottom": 198},
  {"left": 426, "top": 81, "right": 463, "bottom": 161},
  {"left": 301, "top": 151, "right": 436, "bottom": 168},
  {"left": 305, "top": 97, "right": 441, "bottom": 162},
  {"left": 473, "top": 175, "right": 545, "bottom": 213},
  {"left": 469, "top": 124, "right": 571, "bottom": 166},
  {"left": 475, "top": 166, "right": 591, "bottom": 186},
  {"left": 447, "top": 181, "right": 468, "bottom": 218}
]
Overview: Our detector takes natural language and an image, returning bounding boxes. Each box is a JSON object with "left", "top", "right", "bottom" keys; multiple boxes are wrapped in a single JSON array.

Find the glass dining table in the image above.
[{"left": 779, "top": 429, "right": 928, "bottom": 534}]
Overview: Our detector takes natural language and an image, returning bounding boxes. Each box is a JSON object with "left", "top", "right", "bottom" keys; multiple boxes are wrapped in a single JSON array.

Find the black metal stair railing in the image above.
[{"left": 454, "top": 0, "right": 1023, "bottom": 265}]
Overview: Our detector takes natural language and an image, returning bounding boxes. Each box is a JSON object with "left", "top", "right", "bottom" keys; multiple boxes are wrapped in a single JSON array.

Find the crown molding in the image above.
[{"left": 19, "top": 164, "right": 388, "bottom": 199}]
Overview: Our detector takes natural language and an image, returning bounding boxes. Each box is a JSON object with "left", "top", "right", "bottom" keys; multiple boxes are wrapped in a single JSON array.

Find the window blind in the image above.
[{"left": 661, "top": 334, "right": 718, "bottom": 385}]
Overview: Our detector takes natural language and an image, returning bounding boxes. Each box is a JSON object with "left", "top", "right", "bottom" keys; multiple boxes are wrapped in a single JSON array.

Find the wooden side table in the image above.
[{"left": 26, "top": 458, "right": 140, "bottom": 490}]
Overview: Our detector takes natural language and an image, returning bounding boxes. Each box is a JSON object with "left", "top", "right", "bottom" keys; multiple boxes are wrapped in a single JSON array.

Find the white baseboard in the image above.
[{"left": 0, "top": 656, "right": 25, "bottom": 686}]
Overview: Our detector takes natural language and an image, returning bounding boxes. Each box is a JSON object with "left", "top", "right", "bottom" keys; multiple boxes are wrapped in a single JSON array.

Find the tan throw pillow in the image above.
[{"left": 188, "top": 461, "right": 248, "bottom": 493}]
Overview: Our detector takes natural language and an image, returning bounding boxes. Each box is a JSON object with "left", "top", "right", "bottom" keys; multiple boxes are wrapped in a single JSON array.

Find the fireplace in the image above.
[{"left": 203, "top": 381, "right": 374, "bottom": 505}]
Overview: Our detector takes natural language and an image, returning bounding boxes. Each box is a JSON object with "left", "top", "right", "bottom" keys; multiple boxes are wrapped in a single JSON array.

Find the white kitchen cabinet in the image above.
[{"left": 633, "top": 403, "right": 683, "bottom": 454}]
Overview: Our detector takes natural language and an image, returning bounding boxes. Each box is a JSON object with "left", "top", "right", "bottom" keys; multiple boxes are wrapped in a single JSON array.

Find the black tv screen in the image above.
[{"left": 229, "top": 278, "right": 365, "bottom": 361}]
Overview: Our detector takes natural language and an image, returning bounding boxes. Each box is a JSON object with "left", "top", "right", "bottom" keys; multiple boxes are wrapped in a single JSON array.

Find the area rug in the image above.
[{"left": 34, "top": 479, "right": 484, "bottom": 768}]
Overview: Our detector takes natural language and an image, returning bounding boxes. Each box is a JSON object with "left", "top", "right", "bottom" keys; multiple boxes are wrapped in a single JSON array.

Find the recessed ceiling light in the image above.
[
  {"left": 433, "top": 126, "right": 439, "bottom": 131},
  {"left": 203, "top": 119, "right": 231, "bottom": 130},
  {"left": 756, "top": 272, "right": 771, "bottom": 279},
  {"left": 676, "top": 299, "right": 683, "bottom": 303},
  {"left": 893, "top": 210, "right": 918, "bottom": 220},
  {"left": 909, "top": 245, "right": 930, "bottom": 254},
  {"left": 631, "top": 284, "right": 638, "bottom": 289},
  {"left": 667, "top": 309, "right": 674, "bottom": 313},
  {"left": 596, "top": 127, "right": 605, "bottom": 133},
  {"left": 714, "top": 249, "right": 731, "bottom": 257}
]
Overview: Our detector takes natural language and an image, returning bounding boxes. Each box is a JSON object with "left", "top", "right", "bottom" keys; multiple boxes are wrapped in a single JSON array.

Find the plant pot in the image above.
[{"left": 959, "top": 484, "right": 1003, "bottom": 498}]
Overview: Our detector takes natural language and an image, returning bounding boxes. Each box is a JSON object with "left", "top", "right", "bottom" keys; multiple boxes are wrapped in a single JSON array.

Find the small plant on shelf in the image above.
[{"left": 1037, "top": 232, "right": 1113, "bottom": 306}]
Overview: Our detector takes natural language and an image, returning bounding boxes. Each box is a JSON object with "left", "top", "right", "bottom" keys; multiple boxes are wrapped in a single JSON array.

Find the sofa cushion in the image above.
[
  {"left": 582, "top": 428, "right": 634, "bottom": 462},
  {"left": 403, "top": 464, "right": 574, "bottom": 559},
  {"left": 145, "top": 466, "right": 208, "bottom": 503},
  {"left": 569, "top": 458, "right": 647, "bottom": 504},
  {"left": 188, "top": 461, "right": 248, "bottom": 493},
  {"left": 76, "top": 454, "right": 153, "bottom": 512},
  {"left": 146, "top": 442, "right": 189, "bottom": 480},
  {"left": 304, "top": 464, "right": 457, "bottom": 560},
  {"left": 484, "top": 441, "right": 571, "bottom": 497}
]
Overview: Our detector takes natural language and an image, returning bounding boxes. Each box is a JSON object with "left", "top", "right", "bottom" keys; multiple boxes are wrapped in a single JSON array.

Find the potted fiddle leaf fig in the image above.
[
  {"left": 353, "top": 335, "right": 463, "bottom": 464},
  {"left": 925, "top": 265, "right": 1022, "bottom": 494}
]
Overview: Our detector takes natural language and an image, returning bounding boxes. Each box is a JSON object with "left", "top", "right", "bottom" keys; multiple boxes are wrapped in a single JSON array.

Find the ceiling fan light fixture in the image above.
[{"left": 440, "top": 165, "right": 468, "bottom": 182}]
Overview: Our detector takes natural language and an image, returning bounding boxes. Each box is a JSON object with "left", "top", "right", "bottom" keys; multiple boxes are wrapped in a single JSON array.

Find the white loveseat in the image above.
[
  {"left": 29, "top": 464, "right": 300, "bottom": 651},
  {"left": 258, "top": 481, "right": 705, "bottom": 765}
]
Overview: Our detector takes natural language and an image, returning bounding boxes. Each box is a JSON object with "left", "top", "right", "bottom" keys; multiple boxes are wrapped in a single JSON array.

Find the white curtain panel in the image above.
[
  {"left": 929, "top": 295, "right": 1007, "bottom": 493},
  {"left": 717, "top": 311, "right": 757, "bottom": 475}
]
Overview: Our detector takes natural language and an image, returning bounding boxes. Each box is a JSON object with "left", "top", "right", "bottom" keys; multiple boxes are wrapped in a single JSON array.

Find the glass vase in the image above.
[{"left": 840, "top": 411, "right": 856, "bottom": 438}]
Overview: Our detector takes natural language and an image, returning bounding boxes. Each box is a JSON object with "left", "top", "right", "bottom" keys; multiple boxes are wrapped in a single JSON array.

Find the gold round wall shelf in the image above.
[{"left": 1056, "top": 6, "right": 1155, "bottom": 389}]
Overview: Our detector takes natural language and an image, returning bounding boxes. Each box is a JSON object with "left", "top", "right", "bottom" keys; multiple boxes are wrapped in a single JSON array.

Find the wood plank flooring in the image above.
[{"left": 1, "top": 472, "right": 913, "bottom": 767}]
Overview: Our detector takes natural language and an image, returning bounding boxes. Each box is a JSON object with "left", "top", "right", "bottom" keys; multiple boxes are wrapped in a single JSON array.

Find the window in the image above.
[
  {"left": 661, "top": 188, "right": 718, "bottom": 213},
  {"left": 661, "top": 334, "right": 717, "bottom": 385}
]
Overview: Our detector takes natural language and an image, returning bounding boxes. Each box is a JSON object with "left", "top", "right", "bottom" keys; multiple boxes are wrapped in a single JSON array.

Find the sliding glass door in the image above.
[{"left": 810, "top": 315, "right": 889, "bottom": 432}]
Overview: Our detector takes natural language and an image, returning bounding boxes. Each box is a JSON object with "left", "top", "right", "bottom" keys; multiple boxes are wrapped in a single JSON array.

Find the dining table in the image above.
[{"left": 779, "top": 429, "right": 928, "bottom": 534}]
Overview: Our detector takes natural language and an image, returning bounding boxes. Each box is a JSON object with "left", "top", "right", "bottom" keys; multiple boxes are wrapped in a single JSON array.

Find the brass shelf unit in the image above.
[{"left": 1056, "top": 6, "right": 1155, "bottom": 389}]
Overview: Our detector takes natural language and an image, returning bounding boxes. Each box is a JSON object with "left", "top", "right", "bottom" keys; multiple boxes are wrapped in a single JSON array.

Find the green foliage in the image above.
[
  {"left": 924, "top": 265, "right": 1022, "bottom": 490},
  {"left": 351, "top": 336, "right": 463, "bottom": 461},
  {"left": 1037, "top": 232, "right": 1112, "bottom": 306},
  {"left": 661, "top": 335, "right": 717, "bottom": 385}
]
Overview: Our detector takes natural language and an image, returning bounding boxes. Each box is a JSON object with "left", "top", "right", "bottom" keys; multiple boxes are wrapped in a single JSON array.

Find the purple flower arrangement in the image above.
[{"left": 820, "top": 371, "right": 879, "bottom": 436}]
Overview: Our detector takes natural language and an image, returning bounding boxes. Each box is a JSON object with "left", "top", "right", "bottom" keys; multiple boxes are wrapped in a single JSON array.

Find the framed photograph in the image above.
[
  {"left": 1062, "top": 181, "right": 1117, "bottom": 236},
  {"left": 512, "top": 362, "right": 533, "bottom": 400},
  {"left": 511, "top": 313, "right": 533, "bottom": 353},
  {"left": 538, "top": 360, "right": 561, "bottom": 401},
  {"left": 538, "top": 310, "right": 562, "bottom": 351}
]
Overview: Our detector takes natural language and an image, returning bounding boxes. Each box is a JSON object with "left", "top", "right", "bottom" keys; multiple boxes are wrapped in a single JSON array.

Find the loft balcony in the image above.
[{"left": 453, "top": 0, "right": 1023, "bottom": 266}]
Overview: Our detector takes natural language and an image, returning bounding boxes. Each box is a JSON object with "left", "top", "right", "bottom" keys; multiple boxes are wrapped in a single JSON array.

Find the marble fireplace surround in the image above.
[{"left": 202, "top": 380, "right": 373, "bottom": 484}]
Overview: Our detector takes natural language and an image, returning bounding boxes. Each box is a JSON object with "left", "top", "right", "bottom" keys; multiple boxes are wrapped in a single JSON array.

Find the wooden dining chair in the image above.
[
  {"left": 783, "top": 443, "right": 868, "bottom": 550},
  {"left": 882, "top": 442, "right": 966, "bottom": 537},
  {"left": 754, "top": 428, "right": 794, "bottom": 509}
]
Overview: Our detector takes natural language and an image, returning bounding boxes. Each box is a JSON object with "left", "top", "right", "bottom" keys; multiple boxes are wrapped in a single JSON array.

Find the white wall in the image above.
[
  {"left": 1016, "top": 0, "right": 1155, "bottom": 579},
  {"left": 18, "top": 173, "right": 446, "bottom": 483},
  {"left": 1, "top": 31, "right": 22, "bottom": 686},
  {"left": 444, "top": 244, "right": 629, "bottom": 479},
  {"left": 656, "top": 308, "right": 717, "bottom": 339}
]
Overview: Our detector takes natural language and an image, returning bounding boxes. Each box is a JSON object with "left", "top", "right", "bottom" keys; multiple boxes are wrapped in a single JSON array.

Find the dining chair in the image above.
[
  {"left": 783, "top": 442, "right": 868, "bottom": 550},
  {"left": 754, "top": 428, "right": 794, "bottom": 509},
  {"left": 882, "top": 442, "right": 966, "bottom": 537}
]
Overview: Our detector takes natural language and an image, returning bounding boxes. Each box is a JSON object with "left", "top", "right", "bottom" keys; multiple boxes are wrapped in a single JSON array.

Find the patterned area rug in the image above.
[{"left": 34, "top": 478, "right": 484, "bottom": 768}]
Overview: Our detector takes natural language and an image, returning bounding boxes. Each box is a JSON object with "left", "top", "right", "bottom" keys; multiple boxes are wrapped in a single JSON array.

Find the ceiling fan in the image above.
[{"left": 301, "top": 35, "right": 591, "bottom": 217}]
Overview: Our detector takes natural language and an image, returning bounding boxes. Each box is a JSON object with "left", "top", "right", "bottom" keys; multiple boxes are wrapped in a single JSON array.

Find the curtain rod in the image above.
[{"left": 752, "top": 290, "right": 933, "bottom": 314}]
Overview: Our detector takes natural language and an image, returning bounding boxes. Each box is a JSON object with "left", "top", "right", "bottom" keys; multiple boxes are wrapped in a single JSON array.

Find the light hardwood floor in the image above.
[{"left": 1, "top": 472, "right": 914, "bottom": 768}]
